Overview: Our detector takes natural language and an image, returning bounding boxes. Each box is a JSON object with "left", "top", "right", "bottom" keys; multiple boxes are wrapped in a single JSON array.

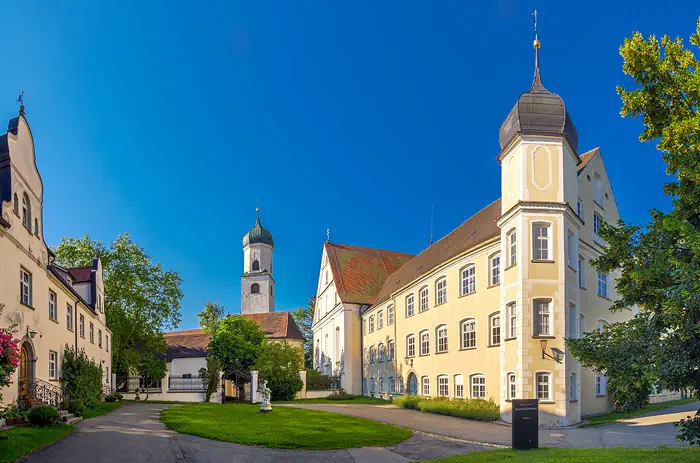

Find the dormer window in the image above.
[
  {"left": 251, "top": 283, "right": 260, "bottom": 294},
  {"left": 252, "top": 260, "right": 260, "bottom": 271},
  {"left": 22, "top": 193, "right": 31, "bottom": 230}
]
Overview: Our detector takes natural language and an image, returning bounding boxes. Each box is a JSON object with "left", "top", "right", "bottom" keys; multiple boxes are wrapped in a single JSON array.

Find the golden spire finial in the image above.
[{"left": 533, "top": 10, "right": 540, "bottom": 49}]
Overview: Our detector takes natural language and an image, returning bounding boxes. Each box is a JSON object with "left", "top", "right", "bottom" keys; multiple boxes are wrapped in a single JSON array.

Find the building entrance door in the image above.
[
  {"left": 407, "top": 373, "right": 418, "bottom": 395},
  {"left": 19, "top": 343, "right": 30, "bottom": 398}
]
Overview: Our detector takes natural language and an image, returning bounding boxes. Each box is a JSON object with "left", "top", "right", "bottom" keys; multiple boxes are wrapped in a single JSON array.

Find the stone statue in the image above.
[{"left": 259, "top": 380, "right": 272, "bottom": 412}]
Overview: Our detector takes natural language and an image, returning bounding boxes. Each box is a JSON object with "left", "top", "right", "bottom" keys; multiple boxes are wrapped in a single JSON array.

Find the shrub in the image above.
[
  {"left": 27, "top": 406, "right": 60, "bottom": 426},
  {"left": 393, "top": 396, "right": 499, "bottom": 421},
  {"left": 114, "top": 393, "right": 123, "bottom": 401},
  {"left": 327, "top": 390, "right": 356, "bottom": 400},
  {"left": 62, "top": 345, "right": 103, "bottom": 408},
  {"left": 68, "top": 399, "right": 86, "bottom": 415},
  {"left": 104, "top": 395, "right": 117, "bottom": 403},
  {"left": 393, "top": 395, "right": 422, "bottom": 410},
  {"left": 255, "top": 342, "right": 304, "bottom": 401},
  {"left": 0, "top": 304, "right": 21, "bottom": 404}
]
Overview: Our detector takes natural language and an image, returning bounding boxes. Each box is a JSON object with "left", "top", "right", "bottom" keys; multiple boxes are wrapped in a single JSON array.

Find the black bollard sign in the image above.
[{"left": 512, "top": 399, "right": 538, "bottom": 450}]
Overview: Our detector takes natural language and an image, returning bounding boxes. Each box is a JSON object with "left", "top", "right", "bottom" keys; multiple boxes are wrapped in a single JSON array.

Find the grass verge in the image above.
[
  {"left": 123, "top": 400, "right": 191, "bottom": 404},
  {"left": 581, "top": 398, "right": 698, "bottom": 427},
  {"left": 161, "top": 403, "right": 412, "bottom": 449},
  {"left": 393, "top": 395, "right": 500, "bottom": 421},
  {"left": 279, "top": 396, "right": 392, "bottom": 405},
  {"left": 82, "top": 401, "right": 123, "bottom": 419},
  {"left": 0, "top": 425, "right": 74, "bottom": 463},
  {"left": 425, "top": 447, "right": 700, "bottom": 462}
]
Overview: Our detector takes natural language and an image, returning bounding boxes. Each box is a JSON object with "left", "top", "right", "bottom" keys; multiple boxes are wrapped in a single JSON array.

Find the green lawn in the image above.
[
  {"left": 161, "top": 403, "right": 412, "bottom": 449},
  {"left": 123, "top": 399, "right": 193, "bottom": 404},
  {"left": 426, "top": 447, "right": 700, "bottom": 462},
  {"left": 0, "top": 425, "right": 75, "bottom": 463},
  {"left": 581, "top": 398, "right": 698, "bottom": 427},
  {"left": 82, "top": 401, "right": 123, "bottom": 419},
  {"left": 279, "top": 396, "right": 392, "bottom": 405}
]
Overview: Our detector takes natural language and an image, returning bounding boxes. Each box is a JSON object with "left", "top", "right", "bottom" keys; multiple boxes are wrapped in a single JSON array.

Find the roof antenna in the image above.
[{"left": 429, "top": 205, "right": 434, "bottom": 246}]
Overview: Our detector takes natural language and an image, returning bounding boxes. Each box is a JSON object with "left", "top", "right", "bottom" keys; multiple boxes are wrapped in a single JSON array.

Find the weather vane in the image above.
[
  {"left": 256, "top": 198, "right": 260, "bottom": 214},
  {"left": 326, "top": 228, "right": 330, "bottom": 243},
  {"left": 17, "top": 91, "right": 25, "bottom": 115}
]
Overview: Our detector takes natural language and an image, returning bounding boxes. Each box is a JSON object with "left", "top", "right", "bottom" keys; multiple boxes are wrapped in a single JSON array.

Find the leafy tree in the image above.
[
  {"left": 198, "top": 356, "right": 221, "bottom": 402},
  {"left": 567, "top": 18, "right": 700, "bottom": 443},
  {"left": 198, "top": 301, "right": 226, "bottom": 335},
  {"left": 255, "top": 342, "right": 304, "bottom": 401},
  {"left": 53, "top": 233, "right": 183, "bottom": 378},
  {"left": 62, "top": 345, "right": 103, "bottom": 407},
  {"left": 207, "top": 315, "right": 266, "bottom": 400},
  {"left": 291, "top": 295, "right": 315, "bottom": 368}
]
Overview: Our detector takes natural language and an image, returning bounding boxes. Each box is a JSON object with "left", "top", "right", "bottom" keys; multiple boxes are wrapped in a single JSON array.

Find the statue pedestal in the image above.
[{"left": 260, "top": 402, "right": 272, "bottom": 413}]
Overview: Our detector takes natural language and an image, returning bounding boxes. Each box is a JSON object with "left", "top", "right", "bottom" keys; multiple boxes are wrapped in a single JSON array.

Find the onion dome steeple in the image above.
[
  {"left": 498, "top": 11, "right": 578, "bottom": 153},
  {"left": 242, "top": 208, "right": 274, "bottom": 248}
]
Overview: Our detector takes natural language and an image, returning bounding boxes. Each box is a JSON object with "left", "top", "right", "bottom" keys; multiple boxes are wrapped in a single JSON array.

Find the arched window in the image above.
[
  {"left": 507, "top": 228, "right": 517, "bottom": 267},
  {"left": 251, "top": 283, "right": 260, "bottom": 294},
  {"left": 419, "top": 330, "right": 430, "bottom": 356},
  {"left": 334, "top": 327, "right": 340, "bottom": 363},
  {"left": 22, "top": 193, "right": 31, "bottom": 229},
  {"left": 460, "top": 264, "right": 476, "bottom": 296},
  {"left": 436, "top": 325, "right": 448, "bottom": 353},
  {"left": 252, "top": 260, "right": 260, "bottom": 271},
  {"left": 437, "top": 375, "right": 449, "bottom": 397},
  {"left": 406, "top": 334, "right": 416, "bottom": 357},
  {"left": 419, "top": 286, "right": 429, "bottom": 312},
  {"left": 470, "top": 374, "right": 486, "bottom": 399},
  {"left": 593, "top": 172, "right": 604, "bottom": 206},
  {"left": 421, "top": 376, "right": 430, "bottom": 396},
  {"left": 377, "top": 310, "right": 384, "bottom": 329},
  {"left": 454, "top": 374, "right": 464, "bottom": 399},
  {"left": 435, "top": 277, "right": 447, "bottom": 305},
  {"left": 489, "top": 253, "right": 501, "bottom": 286},
  {"left": 488, "top": 312, "right": 501, "bottom": 346},
  {"left": 507, "top": 372, "right": 516, "bottom": 400},
  {"left": 460, "top": 318, "right": 476, "bottom": 349},
  {"left": 405, "top": 294, "right": 415, "bottom": 317}
]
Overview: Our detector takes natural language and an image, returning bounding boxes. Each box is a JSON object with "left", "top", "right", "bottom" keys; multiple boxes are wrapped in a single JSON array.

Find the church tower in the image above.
[{"left": 241, "top": 208, "right": 275, "bottom": 314}]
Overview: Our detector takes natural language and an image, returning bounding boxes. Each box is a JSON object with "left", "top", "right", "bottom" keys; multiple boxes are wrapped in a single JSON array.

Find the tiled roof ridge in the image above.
[
  {"left": 327, "top": 242, "right": 347, "bottom": 302},
  {"left": 577, "top": 147, "right": 599, "bottom": 173}
]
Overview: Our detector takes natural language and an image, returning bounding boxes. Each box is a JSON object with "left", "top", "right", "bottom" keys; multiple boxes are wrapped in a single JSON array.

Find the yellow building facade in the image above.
[
  {"left": 1, "top": 104, "right": 112, "bottom": 407},
  {"left": 359, "top": 54, "right": 633, "bottom": 426}
]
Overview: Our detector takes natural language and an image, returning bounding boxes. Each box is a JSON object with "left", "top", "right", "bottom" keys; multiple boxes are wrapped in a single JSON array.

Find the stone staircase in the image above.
[{"left": 60, "top": 410, "right": 83, "bottom": 425}]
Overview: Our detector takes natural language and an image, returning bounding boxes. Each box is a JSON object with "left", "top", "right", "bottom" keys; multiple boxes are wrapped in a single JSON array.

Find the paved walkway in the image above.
[
  {"left": 23, "top": 403, "right": 487, "bottom": 462},
  {"left": 283, "top": 400, "right": 700, "bottom": 449}
]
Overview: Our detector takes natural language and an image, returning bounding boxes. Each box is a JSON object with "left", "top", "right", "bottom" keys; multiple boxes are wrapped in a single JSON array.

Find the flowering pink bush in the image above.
[{"left": 0, "top": 328, "right": 21, "bottom": 402}]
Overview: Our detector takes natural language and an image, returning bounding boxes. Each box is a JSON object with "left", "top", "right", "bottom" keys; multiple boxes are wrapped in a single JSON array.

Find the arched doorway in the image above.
[
  {"left": 18, "top": 341, "right": 35, "bottom": 401},
  {"left": 407, "top": 373, "right": 418, "bottom": 395}
]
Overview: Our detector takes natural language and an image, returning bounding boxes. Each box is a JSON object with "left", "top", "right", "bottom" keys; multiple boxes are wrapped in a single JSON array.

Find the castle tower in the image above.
[
  {"left": 241, "top": 208, "right": 275, "bottom": 314},
  {"left": 497, "top": 17, "right": 582, "bottom": 426}
]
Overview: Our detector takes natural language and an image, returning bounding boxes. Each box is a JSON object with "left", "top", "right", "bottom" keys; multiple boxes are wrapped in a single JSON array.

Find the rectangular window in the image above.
[
  {"left": 398, "top": 376, "right": 405, "bottom": 394},
  {"left": 579, "top": 256, "right": 587, "bottom": 288},
  {"left": 49, "top": 291, "right": 57, "bottom": 321},
  {"left": 509, "top": 230, "right": 517, "bottom": 267},
  {"left": 438, "top": 376, "right": 449, "bottom": 397},
  {"left": 389, "top": 377, "right": 396, "bottom": 394},
  {"left": 378, "top": 311, "right": 384, "bottom": 329},
  {"left": 369, "top": 316, "right": 375, "bottom": 332},
  {"left": 533, "top": 223, "right": 550, "bottom": 261},
  {"left": 406, "top": 294, "right": 415, "bottom": 317},
  {"left": 369, "top": 346, "right": 375, "bottom": 364},
  {"left": 20, "top": 268, "right": 32, "bottom": 306},
  {"left": 436, "top": 279, "right": 447, "bottom": 305},
  {"left": 507, "top": 302, "right": 517, "bottom": 338},
  {"left": 106, "top": 334, "right": 109, "bottom": 352},
  {"left": 363, "top": 379, "right": 367, "bottom": 393},
  {"left": 567, "top": 230, "right": 576, "bottom": 267},
  {"left": 99, "top": 329, "right": 103, "bottom": 348},
  {"left": 106, "top": 367, "right": 109, "bottom": 384},
  {"left": 437, "top": 326, "right": 448, "bottom": 353},
  {"left": 471, "top": 375, "right": 486, "bottom": 399},
  {"left": 597, "top": 271, "right": 608, "bottom": 298},
  {"left": 593, "top": 213, "right": 602, "bottom": 237},
  {"left": 387, "top": 305, "right": 394, "bottom": 325},
  {"left": 66, "top": 304, "right": 73, "bottom": 331},
  {"left": 421, "top": 376, "right": 430, "bottom": 396},
  {"left": 461, "top": 319, "right": 476, "bottom": 349},
  {"left": 490, "top": 315, "right": 501, "bottom": 345},
  {"left": 570, "top": 373, "right": 578, "bottom": 400},
  {"left": 378, "top": 344, "right": 385, "bottom": 362},
  {"left": 455, "top": 375, "right": 464, "bottom": 399},
  {"left": 534, "top": 300, "right": 551, "bottom": 336},
  {"left": 577, "top": 198, "right": 583, "bottom": 219},
  {"left": 79, "top": 314, "right": 85, "bottom": 338},
  {"left": 90, "top": 322, "right": 94, "bottom": 343},
  {"left": 407, "top": 336, "right": 415, "bottom": 357},
  {"left": 364, "top": 319, "right": 368, "bottom": 334},
  {"left": 379, "top": 377, "right": 385, "bottom": 394},
  {"left": 596, "top": 375, "right": 607, "bottom": 396},
  {"left": 370, "top": 378, "right": 376, "bottom": 393},
  {"left": 461, "top": 265, "right": 476, "bottom": 295},
  {"left": 388, "top": 341, "right": 394, "bottom": 361},
  {"left": 49, "top": 350, "right": 57, "bottom": 380},
  {"left": 419, "top": 287, "right": 429, "bottom": 312},
  {"left": 536, "top": 372, "right": 551, "bottom": 400},
  {"left": 490, "top": 254, "right": 501, "bottom": 285},
  {"left": 580, "top": 314, "right": 587, "bottom": 336},
  {"left": 508, "top": 373, "right": 516, "bottom": 400},
  {"left": 420, "top": 331, "right": 430, "bottom": 356},
  {"left": 568, "top": 302, "right": 578, "bottom": 339}
]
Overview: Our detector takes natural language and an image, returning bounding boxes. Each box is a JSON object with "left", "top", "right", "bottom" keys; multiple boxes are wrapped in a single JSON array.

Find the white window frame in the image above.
[
  {"left": 389, "top": 377, "right": 396, "bottom": 394},
  {"left": 460, "top": 265, "right": 476, "bottom": 296},
  {"left": 20, "top": 268, "right": 32, "bottom": 306},
  {"left": 421, "top": 376, "right": 430, "bottom": 396},
  {"left": 369, "top": 315, "right": 375, "bottom": 332},
  {"left": 567, "top": 229, "right": 576, "bottom": 268},
  {"left": 378, "top": 310, "right": 384, "bottom": 330},
  {"left": 470, "top": 374, "right": 486, "bottom": 399},
  {"left": 436, "top": 325, "right": 448, "bottom": 353},
  {"left": 66, "top": 304, "right": 73, "bottom": 331},
  {"left": 506, "top": 229, "right": 517, "bottom": 268},
  {"left": 378, "top": 343, "right": 385, "bottom": 363},
  {"left": 508, "top": 372, "right": 516, "bottom": 400},
  {"left": 577, "top": 197, "right": 583, "bottom": 219},
  {"left": 579, "top": 255, "right": 587, "bottom": 288},
  {"left": 406, "top": 294, "right": 415, "bottom": 317},
  {"left": 489, "top": 312, "right": 501, "bottom": 346},
  {"left": 596, "top": 319, "right": 610, "bottom": 331},
  {"left": 388, "top": 340, "right": 394, "bottom": 361},
  {"left": 48, "top": 350, "right": 57, "bottom": 380},
  {"left": 79, "top": 314, "right": 85, "bottom": 338},
  {"left": 536, "top": 371, "right": 552, "bottom": 401},
  {"left": 435, "top": 278, "right": 447, "bottom": 305},
  {"left": 454, "top": 374, "right": 464, "bottom": 399},
  {"left": 534, "top": 299, "right": 551, "bottom": 336},
  {"left": 89, "top": 322, "right": 94, "bottom": 343},
  {"left": 379, "top": 377, "right": 385, "bottom": 394},
  {"left": 387, "top": 305, "right": 394, "bottom": 325},
  {"left": 438, "top": 375, "right": 449, "bottom": 397},
  {"left": 369, "top": 346, "right": 376, "bottom": 364},
  {"left": 597, "top": 271, "right": 608, "bottom": 298},
  {"left": 593, "top": 212, "right": 603, "bottom": 238},
  {"left": 406, "top": 334, "right": 415, "bottom": 357},
  {"left": 370, "top": 377, "right": 376, "bottom": 394},
  {"left": 507, "top": 302, "right": 517, "bottom": 339},
  {"left": 596, "top": 374, "right": 607, "bottom": 396},
  {"left": 570, "top": 372, "right": 578, "bottom": 401},
  {"left": 420, "top": 330, "right": 430, "bottom": 356},
  {"left": 532, "top": 222, "right": 551, "bottom": 261},
  {"left": 49, "top": 290, "right": 57, "bottom": 321},
  {"left": 460, "top": 318, "right": 476, "bottom": 349},
  {"left": 489, "top": 253, "right": 501, "bottom": 286},
  {"left": 419, "top": 286, "right": 429, "bottom": 312},
  {"left": 580, "top": 313, "right": 587, "bottom": 336}
]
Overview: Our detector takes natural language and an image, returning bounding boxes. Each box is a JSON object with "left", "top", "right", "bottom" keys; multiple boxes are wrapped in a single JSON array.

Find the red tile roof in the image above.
[
  {"left": 578, "top": 147, "right": 599, "bottom": 174},
  {"left": 241, "top": 312, "right": 305, "bottom": 340},
  {"left": 325, "top": 243, "right": 414, "bottom": 305},
  {"left": 68, "top": 266, "right": 93, "bottom": 283},
  {"left": 372, "top": 198, "right": 502, "bottom": 306}
]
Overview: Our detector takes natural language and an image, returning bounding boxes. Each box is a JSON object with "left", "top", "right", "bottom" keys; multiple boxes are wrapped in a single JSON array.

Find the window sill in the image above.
[
  {"left": 48, "top": 379, "right": 60, "bottom": 383},
  {"left": 531, "top": 259, "right": 555, "bottom": 264},
  {"left": 459, "top": 346, "right": 477, "bottom": 351},
  {"left": 579, "top": 286, "right": 587, "bottom": 290},
  {"left": 595, "top": 394, "right": 607, "bottom": 398},
  {"left": 569, "top": 399, "right": 579, "bottom": 403},
  {"left": 459, "top": 291, "right": 476, "bottom": 299},
  {"left": 505, "top": 263, "right": 516, "bottom": 272},
  {"left": 418, "top": 309, "right": 430, "bottom": 314},
  {"left": 419, "top": 353, "right": 430, "bottom": 357},
  {"left": 435, "top": 350, "right": 449, "bottom": 355},
  {"left": 597, "top": 294, "right": 612, "bottom": 301},
  {"left": 532, "top": 335, "right": 555, "bottom": 339},
  {"left": 49, "top": 317, "right": 59, "bottom": 324},
  {"left": 67, "top": 328, "right": 74, "bottom": 333},
  {"left": 487, "top": 344, "right": 500, "bottom": 348},
  {"left": 80, "top": 335, "right": 85, "bottom": 339},
  {"left": 539, "top": 400, "right": 555, "bottom": 404},
  {"left": 567, "top": 264, "right": 578, "bottom": 272},
  {"left": 504, "top": 337, "right": 517, "bottom": 342},
  {"left": 487, "top": 283, "right": 500, "bottom": 289},
  {"left": 20, "top": 302, "right": 35, "bottom": 310},
  {"left": 434, "top": 302, "right": 447, "bottom": 308},
  {"left": 405, "top": 314, "right": 415, "bottom": 318}
]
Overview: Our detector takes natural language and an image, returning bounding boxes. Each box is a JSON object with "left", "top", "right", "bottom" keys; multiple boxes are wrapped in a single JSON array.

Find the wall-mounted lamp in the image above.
[
  {"left": 404, "top": 357, "right": 413, "bottom": 368},
  {"left": 26, "top": 325, "right": 37, "bottom": 339},
  {"left": 540, "top": 339, "right": 564, "bottom": 363}
]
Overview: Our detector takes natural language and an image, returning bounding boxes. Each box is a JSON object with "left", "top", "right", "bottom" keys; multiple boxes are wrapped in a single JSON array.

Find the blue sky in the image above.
[{"left": 0, "top": 2, "right": 694, "bottom": 329}]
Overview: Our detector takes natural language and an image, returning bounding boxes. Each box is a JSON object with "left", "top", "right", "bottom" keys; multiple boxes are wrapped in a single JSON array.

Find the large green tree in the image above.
[
  {"left": 255, "top": 341, "right": 304, "bottom": 401},
  {"left": 291, "top": 295, "right": 315, "bottom": 368},
  {"left": 198, "top": 301, "right": 226, "bottom": 335},
  {"left": 53, "top": 233, "right": 183, "bottom": 377},
  {"left": 568, "top": 19, "right": 700, "bottom": 444}
]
